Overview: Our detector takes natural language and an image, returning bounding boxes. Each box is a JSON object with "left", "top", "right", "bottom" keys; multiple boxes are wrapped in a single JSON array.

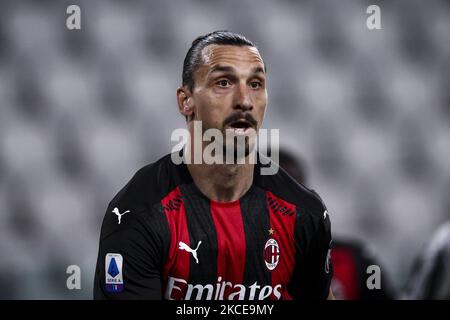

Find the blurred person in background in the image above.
[
  {"left": 404, "top": 220, "right": 450, "bottom": 299},
  {"left": 278, "top": 149, "right": 397, "bottom": 300}
]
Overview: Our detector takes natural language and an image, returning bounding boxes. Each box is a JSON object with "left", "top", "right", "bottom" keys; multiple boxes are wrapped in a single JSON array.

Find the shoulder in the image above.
[
  {"left": 254, "top": 153, "right": 328, "bottom": 222},
  {"left": 99, "top": 153, "right": 179, "bottom": 240},
  {"left": 111, "top": 153, "right": 180, "bottom": 207}
]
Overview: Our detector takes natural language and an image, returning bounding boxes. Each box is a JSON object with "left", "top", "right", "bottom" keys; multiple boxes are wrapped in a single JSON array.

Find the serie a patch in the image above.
[{"left": 105, "top": 253, "right": 124, "bottom": 293}]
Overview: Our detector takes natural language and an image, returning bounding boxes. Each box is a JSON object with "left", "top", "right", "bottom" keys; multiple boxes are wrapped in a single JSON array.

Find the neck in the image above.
[
  {"left": 183, "top": 125, "right": 255, "bottom": 202},
  {"left": 187, "top": 161, "right": 254, "bottom": 202}
]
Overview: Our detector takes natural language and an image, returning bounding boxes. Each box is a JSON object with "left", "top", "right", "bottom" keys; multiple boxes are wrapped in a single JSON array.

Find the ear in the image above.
[{"left": 177, "top": 86, "right": 194, "bottom": 121}]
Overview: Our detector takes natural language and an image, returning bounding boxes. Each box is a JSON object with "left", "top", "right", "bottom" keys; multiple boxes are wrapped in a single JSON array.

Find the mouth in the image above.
[{"left": 226, "top": 119, "right": 254, "bottom": 134}]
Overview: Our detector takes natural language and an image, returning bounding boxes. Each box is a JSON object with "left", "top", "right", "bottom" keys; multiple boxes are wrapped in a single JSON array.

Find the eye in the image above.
[
  {"left": 216, "top": 79, "right": 231, "bottom": 88},
  {"left": 249, "top": 80, "right": 262, "bottom": 89}
]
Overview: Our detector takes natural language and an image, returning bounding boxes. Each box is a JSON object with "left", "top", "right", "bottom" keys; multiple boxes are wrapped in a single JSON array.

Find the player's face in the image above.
[{"left": 190, "top": 44, "right": 267, "bottom": 155}]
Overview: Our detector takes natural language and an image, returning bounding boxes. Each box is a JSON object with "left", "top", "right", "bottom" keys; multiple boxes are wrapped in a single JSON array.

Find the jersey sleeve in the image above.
[
  {"left": 288, "top": 206, "right": 333, "bottom": 300},
  {"left": 308, "top": 212, "right": 333, "bottom": 299},
  {"left": 93, "top": 204, "right": 169, "bottom": 300}
]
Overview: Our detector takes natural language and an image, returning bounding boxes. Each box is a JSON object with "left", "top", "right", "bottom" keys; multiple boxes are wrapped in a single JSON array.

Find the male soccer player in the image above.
[{"left": 93, "top": 31, "right": 333, "bottom": 300}]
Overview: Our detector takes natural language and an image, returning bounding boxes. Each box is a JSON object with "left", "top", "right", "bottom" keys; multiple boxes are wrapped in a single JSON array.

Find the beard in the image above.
[
  {"left": 222, "top": 111, "right": 258, "bottom": 160},
  {"left": 222, "top": 129, "right": 258, "bottom": 164},
  {"left": 195, "top": 112, "right": 259, "bottom": 164}
]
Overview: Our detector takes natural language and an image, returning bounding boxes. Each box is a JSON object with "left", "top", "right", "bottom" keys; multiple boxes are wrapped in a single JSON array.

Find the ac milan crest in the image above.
[{"left": 264, "top": 238, "right": 280, "bottom": 271}]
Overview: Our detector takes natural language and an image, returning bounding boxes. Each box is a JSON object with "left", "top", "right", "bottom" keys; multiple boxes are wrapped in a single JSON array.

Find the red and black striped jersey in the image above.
[{"left": 93, "top": 153, "right": 332, "bottom": 300}]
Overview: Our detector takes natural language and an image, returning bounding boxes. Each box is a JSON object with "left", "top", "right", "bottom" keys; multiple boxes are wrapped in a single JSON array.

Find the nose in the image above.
[{"left": 233, "top": 83, "right": 253, "bottom": 112}]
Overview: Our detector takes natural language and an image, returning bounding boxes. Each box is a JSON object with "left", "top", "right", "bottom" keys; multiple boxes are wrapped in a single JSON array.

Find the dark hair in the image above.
[{"left": 182, "top": 30, "right": 260, "bottom": 91}]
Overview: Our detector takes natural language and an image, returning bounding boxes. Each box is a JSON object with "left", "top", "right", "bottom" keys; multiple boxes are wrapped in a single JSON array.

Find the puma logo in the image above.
[
  {"left": 112, "top": 207, "right": 130, "bottom": 225},
  {"left": 178, "top": 241, "right": 202, "bottom": 264}
]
